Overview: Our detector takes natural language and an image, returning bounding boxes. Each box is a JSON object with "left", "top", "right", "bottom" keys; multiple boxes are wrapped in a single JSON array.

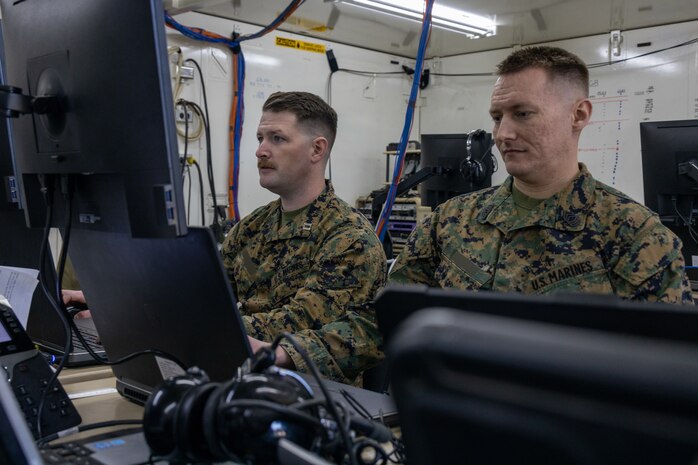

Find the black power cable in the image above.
[
  {"left": 32, "top": 174, "right": 188, "bottom": 442},
  {"left": 190, "top": 158, "right": 205, "bottom": 227},
  {"left": 37, "top": 420, "right": 142, "bottom": 446},
  {"left": 183, "top": 59, "right": 221, "bottom": 229}
]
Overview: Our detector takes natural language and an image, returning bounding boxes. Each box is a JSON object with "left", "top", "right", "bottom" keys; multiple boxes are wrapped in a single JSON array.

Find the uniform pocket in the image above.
[
  {"left": 270, "top": 259, "right": 311, "bottom": 305},
  {"left": 435, "top": 245, "right": 493, "bottom": 290}
]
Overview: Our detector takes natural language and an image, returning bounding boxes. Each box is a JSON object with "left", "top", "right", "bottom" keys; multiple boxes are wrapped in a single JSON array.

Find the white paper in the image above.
[{"left": 0, "top": 266, "right": 40, "bottom": 329}]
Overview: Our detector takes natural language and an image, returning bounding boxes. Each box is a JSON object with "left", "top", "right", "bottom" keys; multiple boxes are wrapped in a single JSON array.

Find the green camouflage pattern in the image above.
[
  {"left": 221, "top": 181, "right": 387, "bottom": 384},
  {"left": 390, "top": 164, "right": 693, "bottom": 304}
]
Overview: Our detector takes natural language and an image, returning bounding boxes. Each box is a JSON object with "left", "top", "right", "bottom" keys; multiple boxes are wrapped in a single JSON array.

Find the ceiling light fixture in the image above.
[{"left": 331, "top": 0, "right": 496, "bottom": 38}]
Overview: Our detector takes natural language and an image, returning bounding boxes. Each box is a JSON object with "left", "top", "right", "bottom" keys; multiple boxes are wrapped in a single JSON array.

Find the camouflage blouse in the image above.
[
  {"left": 390, "top": 164, "right": 693, "bottom": 304},
  {"left": 222, "top": 181, "right": 387, "bottom": 384}
]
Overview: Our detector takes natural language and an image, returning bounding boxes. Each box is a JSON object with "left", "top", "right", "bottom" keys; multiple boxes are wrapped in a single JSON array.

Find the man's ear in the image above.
[
  {"left": 310, "top": 136, "right": 329, "bottom": 164},
  {"left": 572, "top": 98, "right": 592, "bottom": 131}
]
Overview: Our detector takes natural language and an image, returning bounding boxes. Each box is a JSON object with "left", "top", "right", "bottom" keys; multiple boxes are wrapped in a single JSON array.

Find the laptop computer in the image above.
[
  {"left": 68, "top": 227, "right": 397, "bottom": 424},
  {"left": 0, "top": 209, "right": 106, "bottom": 366}
]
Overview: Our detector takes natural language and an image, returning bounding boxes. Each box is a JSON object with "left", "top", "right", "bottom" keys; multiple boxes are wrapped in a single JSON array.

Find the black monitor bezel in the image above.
[{"left": 0, "top": 0, "right": 187, "bottom": 238}]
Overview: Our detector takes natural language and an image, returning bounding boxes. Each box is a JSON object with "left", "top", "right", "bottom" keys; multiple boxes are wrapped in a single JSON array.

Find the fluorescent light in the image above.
[{"left": 336, "top": 0, "right": 496, "bottom": 38}]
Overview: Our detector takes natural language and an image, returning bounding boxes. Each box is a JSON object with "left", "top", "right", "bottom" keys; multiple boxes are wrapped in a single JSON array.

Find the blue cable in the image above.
[
  {"left": 231, "top": 50, "right": 246, "bottom": 221},
  {"left": 376, "top": 0, "right": 434, "bottom": 241},
  {"left": 165, "top": 1, "right": 305, "bottom": 221}
]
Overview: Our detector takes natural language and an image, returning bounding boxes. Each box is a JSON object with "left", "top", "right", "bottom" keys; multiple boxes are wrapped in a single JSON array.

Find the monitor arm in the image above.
[
  {"left": 0, "top": 85, "right": 63, "bottom": 118},
  {"left": 371, "top": 166, "right": 450, "bottom": 223},
  {"left": 678, "top": 160, "right": 698, "bottom": 184}
]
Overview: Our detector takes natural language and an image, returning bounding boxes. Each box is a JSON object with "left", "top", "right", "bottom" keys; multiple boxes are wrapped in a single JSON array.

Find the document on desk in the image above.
[{"left": 0, "top": 265, "right": 39, "bottom": 329}]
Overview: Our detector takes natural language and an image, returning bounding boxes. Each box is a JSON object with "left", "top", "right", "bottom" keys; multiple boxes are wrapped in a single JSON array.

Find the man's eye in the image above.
[
  {"left": 491, "top": 115, "right": 501, "bottom": 123},
  {"left": 516, "top": 111, "right": 533, "bottom": 118}
]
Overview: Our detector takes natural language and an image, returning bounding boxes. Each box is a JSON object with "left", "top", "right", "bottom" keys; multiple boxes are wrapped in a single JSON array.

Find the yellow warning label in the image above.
[
  {"left": 275, "top": 36, "right": 326, "bottom": 54},
  {"left": 299, "top": 41, "right": 326, "bottom": 53},
  {"left": 275, "top": 37, "right": 297, "bottom": 49}
]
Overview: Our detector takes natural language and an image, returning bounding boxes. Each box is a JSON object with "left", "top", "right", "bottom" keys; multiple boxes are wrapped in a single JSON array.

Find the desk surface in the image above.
[
  {"left": 58, "top": 365, "right": 114, "bottom": 386},
  {"left": 58, "top": 366, "right": 144, "bottom": 441},
  {"left": 56, "top": 366, "right": 402, "bottom": 463}
]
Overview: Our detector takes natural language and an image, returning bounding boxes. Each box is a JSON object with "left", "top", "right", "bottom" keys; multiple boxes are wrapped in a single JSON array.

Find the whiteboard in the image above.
[{"left": 420, "top": 20, "right": 698, "bottom": 204}]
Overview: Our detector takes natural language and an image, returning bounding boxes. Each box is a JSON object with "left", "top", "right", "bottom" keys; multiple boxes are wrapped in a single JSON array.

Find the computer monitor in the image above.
[
  {"left": 376, "top": 284, "right": 698, "bottom": 346},
  {"left": 0, "top": 0, "right": 186, "bottom": 238},
  {"left": 640, "top": 119, "right": 698, "bottom": 278},
  {"left": 0, "top": 21, "right": 21, "bottom": 212},
  {"left": 388, "top": 308, "right": 698, "bottom": 465},
  {"left": 0, "top": 19, "right": 63, "bottom": 356},
  {"left": 419, "top": 132, "right": 494, "bottom": 209},
  {"left": 640, "top": 119, "right": 698, "bottom": 218}
]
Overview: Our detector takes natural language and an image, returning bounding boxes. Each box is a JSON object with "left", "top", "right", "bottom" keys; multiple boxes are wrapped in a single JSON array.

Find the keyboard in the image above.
[
  {"left": 38, "top": 429, "right": 150, "bottom": 465},
  {"left": 40, "top": 441, "right": 99, "bottom": 465},
  {"left": 70, "top": 326, "right": 102, "bottom": 353}
]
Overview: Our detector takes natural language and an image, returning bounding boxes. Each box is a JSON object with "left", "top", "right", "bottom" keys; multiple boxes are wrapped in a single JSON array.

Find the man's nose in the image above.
[
  {"left": 495, "top": 117, "right": 516, "bottom": 142},
  {"left": 256, "top": 140, "right": 268, "bottom": 158}
]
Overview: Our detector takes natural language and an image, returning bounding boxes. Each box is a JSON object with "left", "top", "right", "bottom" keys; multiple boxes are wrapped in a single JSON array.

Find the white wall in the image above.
[
  {"left": 420, "top": 20, "right": 698, "bottom": 202},
  {"left": 167, "top": 12, "right": 421, "bottom": 223},
  {"left": 168, "top": 14, "right": 698, "bottom": 221}
]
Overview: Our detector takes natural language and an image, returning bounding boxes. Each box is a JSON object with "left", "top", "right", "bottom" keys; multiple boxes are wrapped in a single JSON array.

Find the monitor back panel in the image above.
[
  {"left": 388, "top": 309, "right": 698, "bottom": 465},
  {"left": 376, "top": 285, "right": 698, "bottom": 347}
]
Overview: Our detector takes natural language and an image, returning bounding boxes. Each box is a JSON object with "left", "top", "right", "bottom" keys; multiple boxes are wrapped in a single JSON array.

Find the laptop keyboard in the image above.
[
  {"left": 70, "top": 327, "right": 103, "bottom": 353},
  {"left": 40, "top": 442, "right": 101, "bottom": 464}
]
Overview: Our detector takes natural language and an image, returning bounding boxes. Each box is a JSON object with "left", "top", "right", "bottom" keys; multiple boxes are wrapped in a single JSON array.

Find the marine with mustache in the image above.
[
  {"left": 389, "top": 46, "right": 692, "bottom": 304},
  {"left": 221, "top": 91, "right": 387, "bottom": 385}
]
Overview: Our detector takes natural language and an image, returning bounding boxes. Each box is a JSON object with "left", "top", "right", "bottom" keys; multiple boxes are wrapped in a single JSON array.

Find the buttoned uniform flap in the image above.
[
  {"left": 270, "top": 258, "right": 313, "bottom": 304},
  {"left": 612, "top": 226, "right": 683, "bottom": 287}
]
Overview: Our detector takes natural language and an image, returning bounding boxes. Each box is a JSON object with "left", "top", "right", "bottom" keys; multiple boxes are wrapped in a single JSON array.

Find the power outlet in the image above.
[{"left": 175, "top": 105, "right": 193, "bottom": 123}]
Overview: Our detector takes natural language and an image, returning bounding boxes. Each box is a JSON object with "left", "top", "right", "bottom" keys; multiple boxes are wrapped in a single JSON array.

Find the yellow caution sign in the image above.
[{"left": 275, "top": 36, "right": 326, "bottom": 54}]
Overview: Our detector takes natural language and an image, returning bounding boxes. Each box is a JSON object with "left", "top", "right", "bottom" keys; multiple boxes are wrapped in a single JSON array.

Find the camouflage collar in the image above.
[
  {"left": 478, "top": 163, "right": 595, "bottom": 233},
  {"left": 265, "top": 180, "right": 334, "bottom": 241}
]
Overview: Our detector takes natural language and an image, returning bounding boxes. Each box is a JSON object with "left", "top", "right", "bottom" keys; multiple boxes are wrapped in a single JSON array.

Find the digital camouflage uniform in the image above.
[
  {"left": 390, "top": 164, "right": 693, "bottom": 304},
  {"left": 221, "top": 181, "right": 387, "bottom": 385}
]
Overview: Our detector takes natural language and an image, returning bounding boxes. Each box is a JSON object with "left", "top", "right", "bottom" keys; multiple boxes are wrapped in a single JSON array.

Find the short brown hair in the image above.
[
  {"left": 263, "top": 91, "right": 338, "bottom": 150},
  {"left": 496, "top": 46, "right": 589, "bottom": 95}
]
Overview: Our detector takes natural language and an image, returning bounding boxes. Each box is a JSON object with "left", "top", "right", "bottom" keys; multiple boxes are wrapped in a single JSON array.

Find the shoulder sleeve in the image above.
[{"left": 611, "top": 215, "right": 694, "bottom": 304}]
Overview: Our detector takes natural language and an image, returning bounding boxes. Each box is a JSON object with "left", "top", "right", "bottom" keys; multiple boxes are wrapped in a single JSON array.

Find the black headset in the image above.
[
  {"left": 143, "top": 335, "right": 397, "bottom": 465},
  {"left": 460, "top": 129, "right": 493, "bottom": 184}
]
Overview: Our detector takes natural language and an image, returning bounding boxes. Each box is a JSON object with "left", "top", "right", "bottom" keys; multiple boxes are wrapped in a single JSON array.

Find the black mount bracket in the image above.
[
  {"left": 678, "top": 160, "right": 698, "bottom": 184},
  {"left": 0, "top": 84, "right": 63, "bottom": 118}
]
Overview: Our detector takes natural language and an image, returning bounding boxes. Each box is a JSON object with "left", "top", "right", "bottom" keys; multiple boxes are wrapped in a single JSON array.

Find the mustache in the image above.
[{"left": 257, "top": 161, "right": 274, "bottom": 169}]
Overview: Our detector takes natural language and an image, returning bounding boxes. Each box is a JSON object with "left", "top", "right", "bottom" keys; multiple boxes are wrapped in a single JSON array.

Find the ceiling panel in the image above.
[{"left": 191, "top": 0, "right": 698, "bottom": 57}]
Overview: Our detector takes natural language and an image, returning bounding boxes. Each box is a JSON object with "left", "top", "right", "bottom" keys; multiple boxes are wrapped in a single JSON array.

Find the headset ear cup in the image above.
[
  {"left": 174, "top": 383, "right": 219, "bottom": 462},
  {"left": 143, "top": 372, "right": 207, "bottom": 459},
  {"left": 201, "top": 379, "right": 238, "bottom": 460},
  {"left": 464, "top": 129, "right": 488, "bottom": 184}
]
